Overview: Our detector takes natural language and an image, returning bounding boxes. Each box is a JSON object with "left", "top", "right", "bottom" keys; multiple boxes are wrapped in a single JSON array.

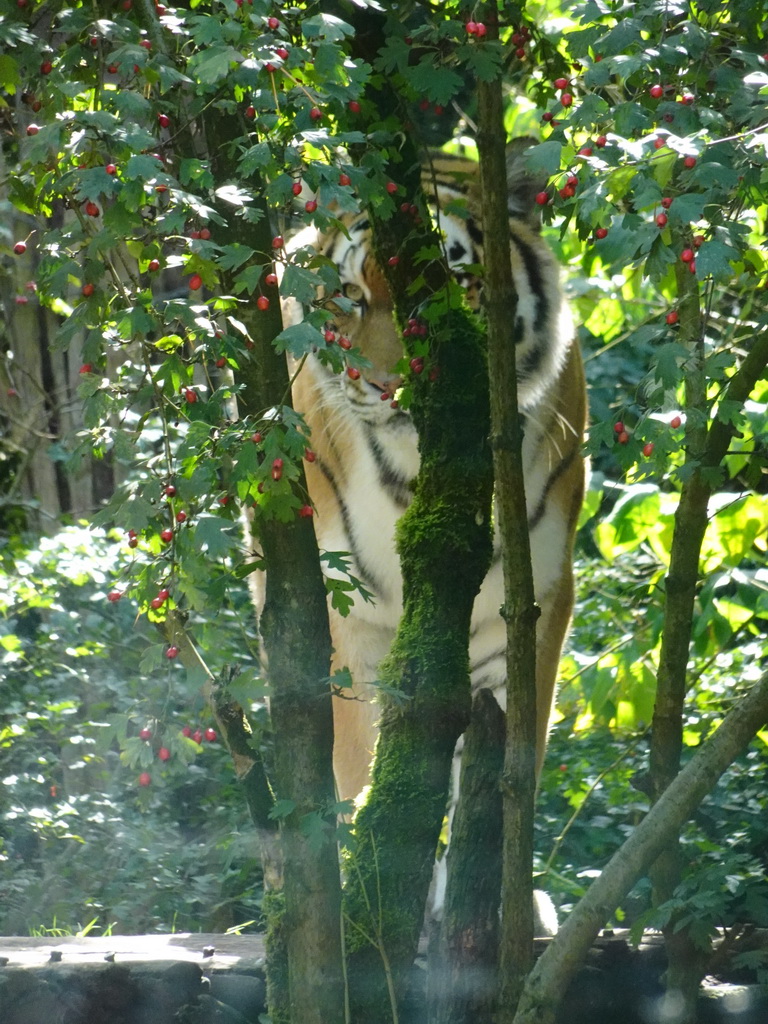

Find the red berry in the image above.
[
  {"left": 204, "top": 728, "right": 217, "bottom": 742},
  {"left": 346, "top": 366, "right": 361, "bottom": 380},
  {"left": 267, "top": 15, "right": 279, "bottom": 28},
  {"left": 560, "top": 93, "right": 573, "bottom": 107},
  {"left": 680, "top": 93, "right": 695, "bottom": 105},
  {"left": 251, "top": 432, "right": 263, "bottom": 444},
  {"left": 434, "top": 104, "right": 444, "bottom": 114},
  {"left": 642, "top": 442, "right": 654, "bottom": 457},
  {"left": 13, "top": 241, "right": 27, "bottom": 255},
  {"left": 475, "top": 23, "right": 487, "bottom": 37},
  {"left": 148, "top": 259, "right": 160, "bottom": 271},
  {"left": 157, "top": 113, "right": 170, "bottom": 128},
  {"left": 670, "top": 415, "right": 682, "bottom": 429},
  {"left": 339, "top": 173, "right": 351, "bottom": 186},
  {"left": 299, "top": 504, "right": 313, "bottom": 518},
  {"left": 613, "top": 421, "right": 625, "bottom": 434},
  {"left": 515, "top": 47, "right": 526, "bottom": 59},
  {"left": 164, "top": 485, "right": 176, "bottom": 496},
  {"left": 189, "top": 273, "right": 203, "bottom": 291},
  {"left": 138, "top": 772, "right": 151, "bottom": 787},
  {"left": 292, "top": 182, "right": 302, "bottom": 196},
  {"left": 386, "top": 182, "right": 398, "bottom": 194},
  {"left": 105, "top": 163, "right": 116, "bottom": 175},
  {"left": 596, "top": 135, "right": 608, "bottom": 147},
  {"left": 215, "top": 357, "right": 226, "bottom": 368},
  {"left": 387, "top": 256, "right": 399, "bottom": 266},
  {"left": 683, "top": 155, "right": 696, "bottom": 168},
  {"left": 160, "top": 529, "right": 173, "bottom": 542},
  {"left": 108, "top": 64, "right": 118, "bottom": 74},
  {"left": 324, "top": 329, "right": 335, "bottom": 342},
  {"left": 79, "top": 363, "right": 93, "bottom": 374},
  {"left": 264, "top": 63, "right": 276, "bottom": 74},
  {"left": 265, "top": 273, "right": 278, "bottom": 286},
  {"left": 184, "top": 389, "right": 197, "bottom": 403},
  {"left": 182, "top": 726, "right": 192, "bottom": 737},
  {"left": 661, "top": 197, "right": 672, "bottom": 209},
  {"left": 158, "top": 747, "right": 171, "bottom": 761},
  {"left": 305, "top": 449, "right": 316, "bottom": 462},
  {"left": 128, "top": 537, "right": 138, "bottom": 548},
  {"left": 82, "top": 283, "right": 95, "bottom": 297},
  {"left": 466, "top": 20, "right": 478, "bottom": 34},
  {"left": 107, "top": 591, "right": 123, "bottom": 602},
  {"left": 245, "top": 105, "right": 256, "bottom": 119},
  {"left": 542, "top": 112, "right": 554, "bottom": 122},
  {"left": 595, "top": 227, "right": 608, "bottom": 239},
  {"left": 275, "top": 47, "right": 289, "bottom": 60},
  {"left": 649, "top": 84, "right": 664, "bottom": 98},
  {"left": 272, "top": 235, "right": 284, "bottom": 249},
  {"left": 272, "top": 458, "right": 283, "bottom": 480},
  {"left": 693, "top": 234, "right": 705, "bottom": 248},
  {"left": 140, "top": 39, "right": 151, "bottom": 50},
  {"left": 655, "top": 213, "right": 668, "bottom": 227},
  {"left": 139, "top": 728, "right": 152, "bottom": 740},
  {"left": 409, "top": 357, "right": 424, "bottom": 374},
  {"left": 617, "top": 431, "right": 630, "bottom": 444},
  {"left": 40, "top": 61, "right": 53, "bottom": 74},
  {"left": 309, "top": 107, "right": 322, "bottom": 121},
  {"left": 305, "top": 199, "right": 317, "bottom": 213},
  {"left": 175, "top": 510, "right": 187, "bottom": 523},
  {"left": 166, "top": 645, "right": 179, "bottom": 659},
  {"left": 257, "top": 295, "right": 270, "bottom": 310},
  {"left": 654, "top": 138, "right": 666, "bottom": 150},
  {"left": 666, "top": 311, "right": 679, "bottom": 325},
  {"left": 338, "top": 336, "right": 351, "bottom": 350},
  {"left": 680, "top": 248, "right": 694, "bottom": 263},
  {"left": 192, "top": 729, "right": 203, "bottom": 744},
  {"left": 85, "top": 201, "right": 100, "bottom": 217},
  {"left": 553, "top": 77, "right": 569, "bottom": 90},
  {"left": 348, "top": 100, "right": 361, "bottom": 113},
  {"left": 567, "top": 175, "right": 579, "bottom": 188},
  {"left": 535, "top": 191, "right": 549, "bottom": 206},
  {"left": 26, "top": 124, "right": 40, "bottom": 136},
  {"left": 578, "top": 146, "right": 593, "bottom": 156}
]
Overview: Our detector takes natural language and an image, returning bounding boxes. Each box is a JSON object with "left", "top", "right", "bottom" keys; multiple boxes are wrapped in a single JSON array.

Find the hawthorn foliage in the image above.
[{"left": 1, "top": 0, "right": 767, "bottom": 985}]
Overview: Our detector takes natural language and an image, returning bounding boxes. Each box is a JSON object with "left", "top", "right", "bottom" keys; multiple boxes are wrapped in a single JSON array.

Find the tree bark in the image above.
[
  {"left": 475, "top": 10, "right": 538, "bottom": 1020},
  {"left": 203, "top": 114, "right": 345, "bottom": 1024},
  {"left": 512, "top": 668, "right": 768, "bottom": 1024},
  {"left": 429, "top": 689, "right": 504, "bottom": 1024},
  {"left": 648, "top": 271, "right": 768, "bottom": 1016}
]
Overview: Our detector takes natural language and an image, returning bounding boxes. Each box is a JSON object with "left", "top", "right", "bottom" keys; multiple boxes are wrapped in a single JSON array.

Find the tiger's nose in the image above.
[{"left": 367, "top": 373, "right": 403, "bottom": 397}]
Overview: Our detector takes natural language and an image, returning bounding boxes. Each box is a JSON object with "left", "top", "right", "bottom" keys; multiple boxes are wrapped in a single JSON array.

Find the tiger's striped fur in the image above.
[{"left": 268, "top": 145, "right": 586, "bottom": 916}]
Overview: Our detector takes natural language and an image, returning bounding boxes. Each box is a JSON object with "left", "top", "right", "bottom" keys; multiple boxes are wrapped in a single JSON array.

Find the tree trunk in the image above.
[
  {"left": 203, "top": 113, "right": 346, "bottom": 1024},
  {"left": 475, "top": 13, "right": 538, "bottom": 1020},
  {"left": 429, "top": 689, "right": 504, "bottom": 1024},
  {"left": 512, "top": 668, "right": 768, "bottom": 1024}
]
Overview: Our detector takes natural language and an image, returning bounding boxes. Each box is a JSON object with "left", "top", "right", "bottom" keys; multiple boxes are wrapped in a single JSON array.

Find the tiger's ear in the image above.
[{"left": 506, "top": 137, "right": 547, "bottom": 224}]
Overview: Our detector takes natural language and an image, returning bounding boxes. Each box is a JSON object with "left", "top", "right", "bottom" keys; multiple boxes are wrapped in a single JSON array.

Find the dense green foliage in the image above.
[{"left": 1, "top": 0, "right": 767, "bottom": 988}]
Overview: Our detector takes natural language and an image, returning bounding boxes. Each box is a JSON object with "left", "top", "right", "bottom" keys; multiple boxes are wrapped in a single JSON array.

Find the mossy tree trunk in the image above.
[{"left": 204, "top": 114, "right": 345, "bottom": 1024}]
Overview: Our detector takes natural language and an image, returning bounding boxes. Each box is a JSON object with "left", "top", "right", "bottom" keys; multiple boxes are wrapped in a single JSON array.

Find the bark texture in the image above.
[
  {"left": 429, "top": 689, "right": 505, "bottom": 1024},
  {"left": 204, "top": 115, "right": 345, "bottom": 1024},
  {"left": 512, "top": 668, "right": 768, "bottom": 1024},
  {"left": 475, "top": 12, "right": 537, "bottom": 1020},
  {"left": 649, "top": 270, "right": 768, "bottom": 1016}
]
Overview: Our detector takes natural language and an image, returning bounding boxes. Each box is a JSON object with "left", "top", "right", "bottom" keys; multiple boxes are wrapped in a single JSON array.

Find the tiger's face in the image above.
[{"left": 316, "top": 214, "right": 407, "bottom": 424}]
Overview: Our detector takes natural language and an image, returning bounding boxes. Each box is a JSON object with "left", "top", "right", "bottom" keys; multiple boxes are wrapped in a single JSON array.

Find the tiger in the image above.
[{"left": 263, "top": 139, "right": 586, "bottom": 923}]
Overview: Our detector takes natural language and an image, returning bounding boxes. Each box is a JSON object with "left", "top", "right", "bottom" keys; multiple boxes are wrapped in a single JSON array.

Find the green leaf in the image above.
[
  {"left": 282, "top": 263, "right": 323, "bottom": 304},
  {"left": 407, "top": 58, "right": 463, "bottom": 106},
  {"left": 189, "top": 46, "right": 242, "bottom": 84},
  {"left": 302, "top": 13, "right": 354, "bottom": 41},
  {"left": 0, "top": 55, "right": 21, "bottom": 91},
  {"left": 218, "top": 244, "right": 256, "bottom": 272},
  {"left": 273, "top": 321, "right": 325, "bottom": 359}
]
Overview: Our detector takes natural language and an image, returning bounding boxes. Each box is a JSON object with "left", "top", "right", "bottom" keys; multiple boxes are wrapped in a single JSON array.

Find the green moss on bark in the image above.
[{"left": 344, "top": 309, "right": 494, "bottom": 1022}]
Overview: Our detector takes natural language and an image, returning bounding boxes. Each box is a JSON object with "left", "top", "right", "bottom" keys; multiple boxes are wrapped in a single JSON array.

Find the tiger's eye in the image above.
[{"left": 343, "top": 283, "right": 364, "bottom": 301}]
